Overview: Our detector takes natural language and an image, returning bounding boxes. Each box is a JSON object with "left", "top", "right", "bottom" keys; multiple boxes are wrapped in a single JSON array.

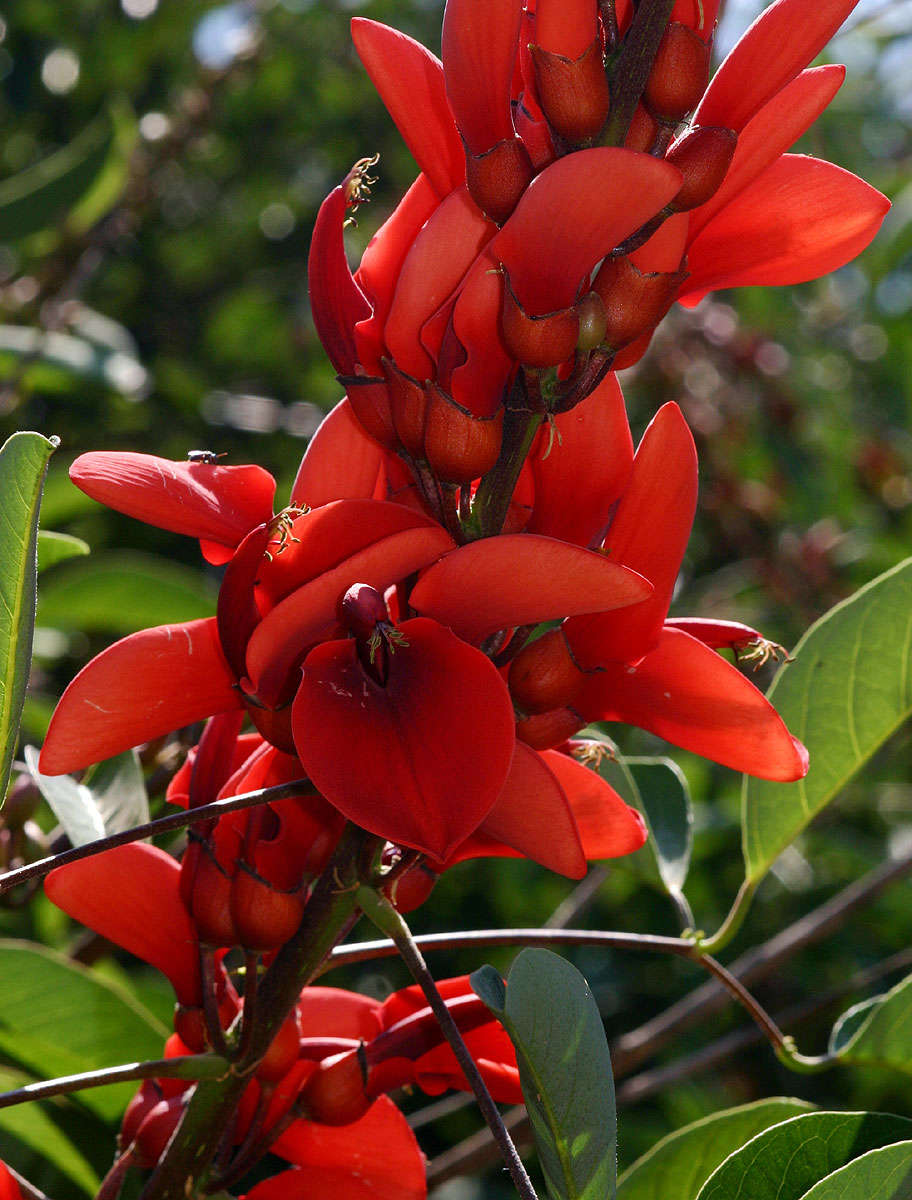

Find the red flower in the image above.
[{"left": 0, "top": 1162, "right": 22, "bottom": 1200}]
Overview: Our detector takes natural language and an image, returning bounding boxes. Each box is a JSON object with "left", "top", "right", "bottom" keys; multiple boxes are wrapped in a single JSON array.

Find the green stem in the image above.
[
  {"left": 0, "top": 1056, "right": 228, "bottom": 1110},
  {"left": 470, "top": 408, "right": 544, "bottom": 540},
  {"left": 600, "top": 0, "right": 676, "bottom": 147},
  {"left": 696, "top": 878, "right": 758, "bottom": 956},
  {"left": 140, "top": 827, "right": 381, "bottom": 1200},
  {"left": 356, "top": 887, "right": 540, "bottom": 1200}
]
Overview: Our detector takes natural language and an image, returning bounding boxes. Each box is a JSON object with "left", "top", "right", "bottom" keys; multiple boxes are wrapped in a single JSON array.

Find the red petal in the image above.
[
  {"left": 355, "top": 174, "right": 440, "bottom": 373},
  {"left": 447, "top": 247, "right": 514, "bottom": 418},
  {"left": 69, "top": 453, "right": 275, "bottom": 551},
  {"left": 492, "top": 149, "right": 682, "bottom": 312},
  {"left": 534, "top": 0, "right": 599, "bottom": 59},
  {"left": 297, "top": 989, "right": 383, "bottom": 1041},
  {"left": 217, "top": 523, "right": 272, "bottom": 679},
  {"left": 290, "top": 399, "right": 389, "bottom": 509},
  {"left": 385, "top": 188, "right": 495, "bottom": 380},
  {"left": 682, "top": 156, "right": 890, "bottom": 301},
  {"left": 0, "top": 1162, "right": 20, "bottom": 1200},
  {"left": 292, "top": 619, "right": 515, "bottom": 859},
  {"left": 694, "top": 0, "right": 859, "bottom": 132},
  {"left": 411, "top": 533, "right": 651, "bottom": 645},
  {"left": 247, "top": 522, "right": 454, "bottom": 705},
  {"left": 448, "top": 741, "right": 586, "bottom": 878},
  {"left": 541, "top": 749, "right": 647, "bottom": 858},
  {"left": 40, "top": 618, "right": 240, "bottom": 774},
  {"left": 527, "top": 373, "right": 633, "bottom": 547},
  {"left": 45, "top": 844, "right": 201, "bottom": 1004},
  {"left": 688, "top": 65, "right": 845, "bottom": 241},
  {"left": 664, "top": 617, "right": 763, "bottom": 648},
  {"left": 351, "top": 18, "right": 464, "bottom": 200},
  {"left": 309, "top": 182, "right": 371, "bottom": 375},
  {"left": 266, "top": 1097, "right": 425, "bottom": 1200},
  {"left": 442, "top": 0, "right": 523, "bottom": 154},
  {"left": 578, "top": 626, "right": 809, "bottom": 781},
  {"left": 564, "top": 402, "right": 697, "bottom": 668}
]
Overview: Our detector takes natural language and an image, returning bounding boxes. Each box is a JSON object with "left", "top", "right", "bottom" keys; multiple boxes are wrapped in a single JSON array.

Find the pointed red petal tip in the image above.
[
  {"left": 69, "top": 452, "right": 276, "bottom": 550},
  {"left": 543, "top": 749, "right": 648, "bottom": 859},
  {"left": 695, "top": 0, "right": 859, "bottom": 132},
  {"left": 45, "top": 844, "right": 201, "bottom": 1005},
  {"left": 292, "top": 619, "right": 515, "bottom": 861},
  {"left": 351, "top": 18, "right": 464, "bottom": 199},
  {"left": 39, "top": 618, "right": 241, "bottom": 775},
  {"left": 411, "top": 533, "right": 651, "bottom": 645},
  {"left": 308, "top": 181, "right": 371, "bottom": 376},
  {"left": 564, "top": 401, "right": 697, "bottom": 669},
  {"left": 492, "top": 149, "right": 682, "bottom": 314}
]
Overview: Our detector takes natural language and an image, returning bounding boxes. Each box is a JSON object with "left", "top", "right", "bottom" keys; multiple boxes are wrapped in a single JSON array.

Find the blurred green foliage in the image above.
[{"left": 0, "top": 0, "right": 911, "bottom": 1197}]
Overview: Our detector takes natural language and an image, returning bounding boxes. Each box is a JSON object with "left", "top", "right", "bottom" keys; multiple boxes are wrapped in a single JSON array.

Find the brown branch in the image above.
[{"left": 0, "top": 1056, "right": 227, "bottom": 1110}]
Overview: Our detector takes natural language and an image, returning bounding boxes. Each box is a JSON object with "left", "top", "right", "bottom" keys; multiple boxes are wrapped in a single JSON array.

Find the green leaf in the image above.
[
  {"left": 472, "top": 948, "right": 616, "bottom": 1200},
  {"left": 84, "top": 748, "right": 150, "bottom": 834},
  {"left": 797, "top": 1141, "right": 912, "bottom": 1200},
  {"left": 37, "top": 550, "right": 217, "bottom": 633},
  {"left": 695, "top": 1111, "right": 912, "bottom": 1200},
  {"left": 0, "top": 1067, "right": 100, "bottom": 1196},
  {"left": 829, "top": 997, "right": 883, "bottom": 1057},
  {"left": 0, "top": 103, "right": 132, "bottom": 242},
  {"left": 24, "top": 745, "right": 106, "bottom": 847},
  {"left": 830, "top": 974, "right": 912, "bottom": 1072},
  {"left": 64, "top": 97, "right": 137, "bottom": 237},
  {"left": 617, "top": 1098, "right": 814, "bottom": 1200},
  {"left": 0, "top": 941, "right": 167, "bottom": 1123},
  {"left": 0, "top": 431, "right": 58, "bottom": 805},
  {"left": 624, "top": 757, "right": 693, "bottom": 896},
  {"left": 36, "top": 530, "right": 90, "bottom": 572},
  {"left": 742, "top": 558, "right": 912, "bottom": 884}
]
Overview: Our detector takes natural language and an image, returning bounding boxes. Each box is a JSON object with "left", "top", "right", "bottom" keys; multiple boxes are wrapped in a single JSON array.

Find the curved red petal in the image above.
[
  {"left": 297, "top": 988, "right": 384, "bottom": 1041},
  {"left": 451, "top": 741, "right": 586, "bottom": 878},
  {"left": 442, "top": 0, "right": 523, "bottom": 154},
  {"left": 564, "top": 402, "right": 697, "bottom": 668},
  {"left": 45, "top": 844, "right": 201, "bottom": 1004},
  {"left": 542, "top": 749, "right": 647, "bottom": 858},
  {"left": 688, "top": 65, "right": 846, "bottom": 241},
  {"left": 309, "top": 182, "right": 372, "bottom": 375},
  {"left": 247, "top": 525, "right": 454, "bottom": 705},
  {"left": 682, "top": 155, "right": 890, "bottom": 301},
  {"left": 664, "top": 617, "right": 763, "bottom": 648},
  {"left": 351, "top": 18, "right": 464, "bottom": 200},
  {"left": 527, "top": 373, "right": 633, "bottom": 547},
  {"left": 694, "top": 0, "right": 859, "bottom": 132},
  {"left": 448, "top": 247, "right": 514, "bottom": 418},
  {"left": 291, "top": 399, "right": 391, "bottom": 509},
  {"left": 293, "top": 619, "right": 515, "bottom": 859},
  {"left": 385, "top": 188, "right": 495, "bottom": 380},
  {"left": 267, "top": 1097, "right": 425, "bottom": 1199},
  {"left": 69, "top": 453, "right": 275, "bottom": 550},
  {"left": 492, "top": 149, "right": 682, "bottom": 312},
  {"left": 411, "top": 533, "right": 651, "bottom": 645},
  {"left": 40, "top": 618, "right": 240, "bottom": 774},
  {"left": 578, "top": 626, "right": 809, "bottom": 781}
]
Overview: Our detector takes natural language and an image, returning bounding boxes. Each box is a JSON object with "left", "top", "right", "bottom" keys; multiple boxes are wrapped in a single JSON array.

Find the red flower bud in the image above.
[
  {"left": 666, "top": 125, "right": 737, "bottom": 211},
  {"left": 121, "top": 1085, "right": 187, "bottom": 1168},
  {"left": 465, "top": 136, "right": 534, "bottom": 225},
  {"left": 384, "top": 860, "right": 440, "bottom": 913},
  {"left": 301, "top": 1050, "right": 372, "bottom": 1126},
  {"left": 256, "top": 1011, "right": 302, "bottom": 1085},
  {"left": 509, "top": 629, "right": 583, "bottom": 714},
  {"left": 591, "top": 255, "right": 685, "bottom": 350},
  {"left": 530, "top": 38, "right": 611, "bottom": 145},
  {"left": 625, "top": 104, "right": 659, "bottom": 153},
  {"left": 230, "top": 865, "right": 306, "bottom": 952},
  {"left": 183, "top": 840, "right": 237, "bottom": 948},
  {"left": 644, "top": 23, "right": 712, "bottom": 122},
  {"left": 501, "top": 272, "right": 579, "bottom": 368},
  {"left": 515, "top": 706, "right": 585, "bottom": 749},
  {"left": 341, "top": 583, "right": 389, "bottom": 642}
]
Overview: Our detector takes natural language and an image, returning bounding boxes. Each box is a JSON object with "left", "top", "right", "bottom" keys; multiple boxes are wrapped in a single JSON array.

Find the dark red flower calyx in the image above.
[
  {"left": 340, "top": 583, "right": 409, "bottom": 686},
  {"left": 530, "top": 37, "right": 611, "bottom": 146},
  {"left": 644, "top": 23, "right": 712, "bottom": 124},
  {"left": 666, "top": 125, "right": 737, "bottom": 212}
]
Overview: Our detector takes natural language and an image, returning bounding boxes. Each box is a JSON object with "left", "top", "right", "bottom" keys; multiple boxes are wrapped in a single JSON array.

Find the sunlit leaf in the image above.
[
  {"left": 696, "top": 1111, "right": 912, "bottom": 1200},
  {"left": 0, "top": 1067, "right": 100, "bottom": 1197},
  {"left": 24, "top": 745, "right": 106, "bottom": 847},
  {"left": 617, "top": 1098, "right": 814, "bottom": 1200},
  {"left": 84, "top": 748, "right": 150, "bottom": 834},
  {"left": 796, "top": 1141, "right": 912, "bottom": 1200},
  {"left": 0, "top": 431, "right": 58, "bottom": 805},
  {"left": 36, "top": 530, "right": 90, "bottom": 572},
  {"left": 624, "top": 757, "right": 693, "bottom": 896},
  {"left": 830, "top": 974, "right": 912, "bottom": 1072},
  {"left": 472, "top": 949, "right": 616, "bottom": 1200},
  {"left": 743, "top": 558, "right": 912, "bottom": 884}
]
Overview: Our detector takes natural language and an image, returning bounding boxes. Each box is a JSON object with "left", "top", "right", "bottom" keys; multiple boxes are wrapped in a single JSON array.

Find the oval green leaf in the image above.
[
  {"left": 472, "top": 948, "right": 616, "bottom": 1200},
  {"left": 0, "top": 431, "right": 58, "bottom": 805},
  {"left": 830, "top": 973, "right": 912, "bottom": 1073},
  {"left": 796, "top": 1141, "right": 912, "bottom": 1200},
  {"left": 624, "top": 757, "right": 693, "bottom": 896},
  {"left": 696, "top": 1111, "right": 912, "bottom": 1200},
  {"left": 743, "top": 558, "right": 912, "bottom": 884},
  {"left": 36, "top": 530, "right": 90, "bottom": 573},
  {"left": 617, "top": 1097, "right": 814, "bottom": 1200},
  {"left": 0, "top": 940, "right": 167, "bottom": 1122}
]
